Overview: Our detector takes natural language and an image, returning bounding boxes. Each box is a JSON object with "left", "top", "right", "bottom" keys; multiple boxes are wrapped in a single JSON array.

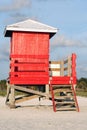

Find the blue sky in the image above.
[{"left": 0, "top": 0, "right": 87, "bottom": 79}]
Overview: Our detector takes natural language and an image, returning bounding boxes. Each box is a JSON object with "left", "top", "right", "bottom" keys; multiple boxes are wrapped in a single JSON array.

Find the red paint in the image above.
[
  {"left": 71, "top": 81, "right": 80, "bottom": 112},
  {"left": 50, "top": 76, "right": 71, "bottom": 85},
  {"left": 50, "top": 83, "right": 56, "bottom": 112},
  {"left": 9, "top": 31, "right": 77, "bottom": 87},
  {"left": 10, "top": 32, "right": 49, "bottom": 85},
  {"left": 72, "top": 53, "right": 77, "bottom": 84}
]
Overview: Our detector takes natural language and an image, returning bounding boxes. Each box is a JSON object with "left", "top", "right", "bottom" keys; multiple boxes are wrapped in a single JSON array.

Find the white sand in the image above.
[{"left": 0, "top": 96, "right": 87, "bottom": 130}]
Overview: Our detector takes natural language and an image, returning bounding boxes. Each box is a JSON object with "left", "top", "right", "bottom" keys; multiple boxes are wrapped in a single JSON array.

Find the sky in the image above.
[{"left": 0, "top": 0, "right": 87, "bottom": 79}]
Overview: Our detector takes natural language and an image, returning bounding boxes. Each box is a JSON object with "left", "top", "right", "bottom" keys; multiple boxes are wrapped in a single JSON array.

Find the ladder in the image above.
[{"left": 50, "top": 82, "right": 79, "bottom": 112}]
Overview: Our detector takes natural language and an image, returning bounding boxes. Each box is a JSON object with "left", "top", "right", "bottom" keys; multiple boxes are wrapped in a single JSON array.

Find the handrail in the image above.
[{"left": 49, "top": 53, "right": 76, "bottom": 81}]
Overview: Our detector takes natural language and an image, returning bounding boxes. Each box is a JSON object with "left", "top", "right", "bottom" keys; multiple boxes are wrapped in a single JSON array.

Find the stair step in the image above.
[
  {"left": 56, "top": 101, "right": 75, "bottom": 104},
  {"left": 54, "top": 96, "right": 74, "bottom": 100},
  {"left": 52, "top": 85, "right": 72, "bottom": 87},
  {"left": 56, "top": 107, "right": 77, "bottom": 111},
  {"left": 53, "top": 89, "right": 72, "bottom": 93},
  {"left": 50, "top": 83, "right": 79, "bottom": 112}
]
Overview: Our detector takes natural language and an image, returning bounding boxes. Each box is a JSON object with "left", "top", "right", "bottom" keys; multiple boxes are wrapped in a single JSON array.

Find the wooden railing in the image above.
[{"left": 49, "top": 53, "right": 76, "bottom": 79}]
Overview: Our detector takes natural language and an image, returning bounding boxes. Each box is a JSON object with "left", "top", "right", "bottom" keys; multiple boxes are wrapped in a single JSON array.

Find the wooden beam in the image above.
[
  {"left": 68, "top": 56, "right": 71, "bottom": 76},
  {"left": 49, "top": 68, "right": 60, "bottom": 71},
  {"left": 49, "top": 61, "right": 61, "bottom": 64},
  {"left": 6, "top": 82, "right": 11, "bottom": 104},
  {"left": 12, "top": 85, "right": 49, "bottom": 97},
  {"left": 60, "top": 60, "right": 64, "bottom": 76},
  {"left": 9, "top": 87, "right": 15, "bottom": 108},
  {"left": 15, "top": 95, "right": 39, "bottom": 103}
]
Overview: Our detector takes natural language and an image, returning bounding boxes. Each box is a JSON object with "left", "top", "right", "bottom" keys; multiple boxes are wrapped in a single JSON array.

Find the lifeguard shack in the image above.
[{"left": 4, "top": 19, "right": 79, "bottom": 112}]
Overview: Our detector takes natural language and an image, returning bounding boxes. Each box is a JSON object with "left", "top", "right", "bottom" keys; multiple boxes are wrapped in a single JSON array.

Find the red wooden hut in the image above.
[
  {"left": 4, "top": 19, "right": 57, "bottom": 85},
  {"left": 4, "top": 19, "right": 79, "bottom": 112}
]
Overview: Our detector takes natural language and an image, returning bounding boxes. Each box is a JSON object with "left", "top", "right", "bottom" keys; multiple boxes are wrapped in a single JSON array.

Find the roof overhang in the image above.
[{"left": 4, "top": 19, "right": 58, "bottom": 38}]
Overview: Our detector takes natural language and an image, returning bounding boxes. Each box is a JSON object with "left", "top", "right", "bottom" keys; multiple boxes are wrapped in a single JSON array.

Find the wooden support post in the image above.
[
  {"left": 9, "top": 86, "right": 15, "bottom": 108},
  {"left": 68, "top": 56, "right": 71, "bottom": 76},
  {"left": 72, "top": 53, "right": 77, "bottom": 84},
  {"left": 60, "top": 60, "right": 64, "bottom": 76},
  {"left": 45, "top": 84, "right": 49, "bottom": 99},
  {"left": 6, "top": 82, "right": 11, "bottom": 104}
]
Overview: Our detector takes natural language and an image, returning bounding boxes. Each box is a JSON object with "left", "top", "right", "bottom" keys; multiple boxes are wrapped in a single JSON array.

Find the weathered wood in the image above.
[
  {"left": 49, "top": 68, "right": 60, "bottom": 71},
  {"left": 56, "top": 107, "right": 76, "bottom": 111},
  {"left": 49, "top": 61, "right": 61, "bottom": 64},
  {"left": 6, "top": 82, "right": 11, "bottom": 104},
  {"left": 56, "top": 101, "right": 75, "bottom": 104},
  {"left": 12, "top": 85, "right": 48, "bottom": 97},
  {"left": 54, "top": 95, "right": 74, "bottom": 100},
  {"left": 52, "top": 84, "right": 72, "bottom": 87},
  {"left": 45, "top": 84, "right": 50, "bottom": 99},
  {"left": 68, "top": 56, "right": 71, "bottom": 76},
  {"left": 9, "top": 87, "right": 15, "bottom": 108},
  {"left": 53, "top": 89, "right": 72, "bottom": 93},
  {"left": 15, "top": 95, "right": 39, "bottom": 103},
  {"left": 60, "top": 60, "right": 64, "bottom": 76}
]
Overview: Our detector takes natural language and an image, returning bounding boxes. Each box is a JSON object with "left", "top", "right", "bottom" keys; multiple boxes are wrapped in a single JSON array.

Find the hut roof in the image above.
[{"left": 4, "top": 19, "right": 57, "bottom": 38}]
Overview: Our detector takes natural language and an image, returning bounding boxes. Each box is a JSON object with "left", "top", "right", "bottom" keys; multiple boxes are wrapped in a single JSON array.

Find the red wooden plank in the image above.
[
  {"left": 10, "top": 32, "right": 49, "bottom": 85},
  {"left": 10, "top": 80, "right": 48, "bottom": 85},
  {"left": 52, "top": 76, "right": 71, "bottom": 81},
  {"left": 50, "top": 76, "right": 71, "bottom": 85},
  {"left": 10, "top": 54, "right": 49, "bottom": 59},
  {"left": 10, "top": 77, "right": 48, "bottom": 80},
  {"left": 51, "top": 80, "right": 71, "bottom": 85},
  {"left": 10, "top": 72, "right": 49, "bottom": 78},
  {"left": 71, "top": 53, "right": 77, "bottom": 84},
  {"left": 10, "top": 77, "right": 49, "bottom": 85},
  {"left": 10, "top": 63, "right": 48, "bottom": 71},
  {"left": 10, "top": 71, "right": 48, "bottom": 76},
  {"left": 12, "top": 32, "right": 49, "bottom": 56},
  {"left": 72, "top": 54, "right": 76, "bottom": 78},
  {"left": 50, "top": 83, "right": 56, "bottom": 112},
  {"left": 10, "top": 59, "right": 48, "bottom": 63}
]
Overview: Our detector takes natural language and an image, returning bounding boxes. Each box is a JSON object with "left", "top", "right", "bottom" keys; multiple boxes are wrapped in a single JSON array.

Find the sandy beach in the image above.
[{"left": 0, "top": 96, "right": 87, "bottom": 130}]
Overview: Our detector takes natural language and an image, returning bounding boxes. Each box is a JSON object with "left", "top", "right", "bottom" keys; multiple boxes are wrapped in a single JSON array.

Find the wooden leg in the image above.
[
  {"left": 9, "top": 87, "right": 16, "bottom": 108},
  {"left": 6, "top": 82, "right": 11, "bottom": 104},
  {"left": 45, "top": 84, "right": 49, "bottom": 99}
]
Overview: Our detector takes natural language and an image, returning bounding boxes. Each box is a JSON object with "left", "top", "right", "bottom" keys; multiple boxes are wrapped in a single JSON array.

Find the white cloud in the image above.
[
  {"left": 51, "top": 33, "right": 87, "bottom": 47},
  {"left": 0, "top": 0, "right": 31, "bottom": 12},
  {"left": 9, "top": 12, "right": 28, "bottom": 23}
]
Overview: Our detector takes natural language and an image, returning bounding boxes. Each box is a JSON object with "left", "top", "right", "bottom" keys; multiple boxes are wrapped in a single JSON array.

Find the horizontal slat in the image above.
[
  {"left": 51, "top": 76, "right": 71, "bottom": 80},
  {"left": 53, "top": 89, "right": 72, "bottom": 93},
  {"left": 49, "top": 61, "right": 61, "bottom": 64},
  {"left": 54, "top": 95, "right": 74, "bottom": 100},
  {"left": 10, "top": 79, "right": 49, "bottom": 85},
  {"left": 10, "top": 63, "right": 48, "bottom": 66},
  {"left": 50, "top": 76, "right": 72, "bottom": 85},
  {"left": 51, "top": 84, "right": 72, "bottom": 87},
  {"left": 49, "top": 68, "right": 60, "bottom": 71},
  {"left": 10, "top": 71, "right": 48, "bottom": 76},
  {"left": 56, "top": 107, "right": 76, "bottom": 111},
  {"left": 56, "top": 102, "right": 75, "bottom": 104},
  {"left": 13, "top": 85, "right": 47, "bottom": 97},
  {"left": 10, "top": 54, "right": 49, "bottom": 59},
  {"left": 15, "top": 95, "right": 39, "bottom": 103},
  {"left": 10, "top": 76, "right": 48, "bottom": 80},
  {"left": 10, "top": 63, "right": 48, "bottom": 71},
  {"left": 10, "top": 75, "right": 48, "bottom": 78},
  {"left": 50, "top": 81, "right": 71, "bottom": 85}
]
